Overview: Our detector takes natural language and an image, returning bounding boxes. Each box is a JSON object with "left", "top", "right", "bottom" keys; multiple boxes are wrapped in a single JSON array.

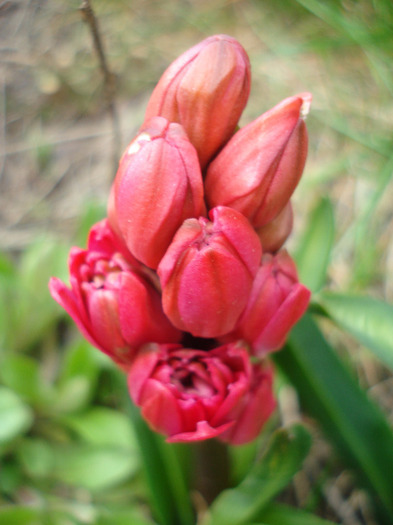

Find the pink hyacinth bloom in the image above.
[
  {"left": 205, "top": 93, "right": 311, "bottom": 227},
  {"left": 144, "top": 34, "right": 251, "bottom": 169},
  {"left": 256, "top": 202, "right": 293, "bottom": 253},
  {"left": 128, "top": 342, "right": 276, "bottom": 445},
  {"left": 221, "top": 250, "right": 310, "bottom": 356},
  {"left": 158, "top": 206, "right": 262, "bottom": 338},
  {"left": 49, "top": 220, "right": 181, "bottom": 369},
  {"left": 112, "top": 116, "right": 206, "bottom": 269}
]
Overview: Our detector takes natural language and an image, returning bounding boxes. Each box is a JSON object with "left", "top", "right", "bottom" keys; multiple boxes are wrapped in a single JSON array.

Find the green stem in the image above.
[{"left": 192, "top": 439, "right": 231, "bottom": 505}]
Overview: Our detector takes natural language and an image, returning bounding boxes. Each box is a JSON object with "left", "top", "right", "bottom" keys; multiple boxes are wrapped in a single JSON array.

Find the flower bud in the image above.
[
  {"left": 128, "top": 342, "right": 275, "bottom": 444},
  {"left": 144, "top": 34, "right": 251, "bottom": 169},
  {"left": 205, "top": 93, "right": 311, "bottom": 227},
  {"left": 256, "top": 202, "right": 293, "bottom": 253},
  {"left": 158, "top": 206, "right": 262, "bottom": 338},
  {"left": 220, "top": 250, "right": 310, "bottom": 356},
  {"left": 112, "top": 117, "right": 206, "bottom": 269},
  {"left": 49, "top": 220, "right": 181, "bottom": 369}
]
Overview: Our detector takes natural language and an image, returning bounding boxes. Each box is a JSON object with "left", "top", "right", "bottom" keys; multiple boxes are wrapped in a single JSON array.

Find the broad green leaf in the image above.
[
  {"left": 294, "top": 197, "right": 334, "bottom": 292},
  {"left": 0, "top": 506, "right": 42, "bottom": 525},
  {"left": 12, "top": 236, "right": 69, "bottom": 350},
  {"left": 318, "top": 292, "right": 393, "bottom": 370},
  {"left": 0, "top": 387, "right": 34, "bottom": 443},
  {"left": 52, "top": 376, "right": 93, "bottom": 414},
  {"left": 258, "top": 503, "right": 337, "bottom": 525},
  {"left": 53, "top": 444, "right": 138, "bottom": 491},
  {"left": 18, "top": 438, "right": 55, "bottom": 478},
  {"left": 205, "top": 425, "right": 311, "bottom": 525},
  {"left": 274, "top": 314, "right": 393, "bottom": 525},
  {"left": 0, "top": 355, "right": 52, "bottom": 405},
  {"left": 53, "top": 341, "right": 101, "bottom": 413},
  {"left": 63, "top": 407, "right": 138, "bottom": 450}
]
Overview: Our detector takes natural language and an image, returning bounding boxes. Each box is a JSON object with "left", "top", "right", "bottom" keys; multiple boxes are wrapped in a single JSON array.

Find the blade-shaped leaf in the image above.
[
  {"left": 205, "top": 424, "right": 311, "bottom": 525},
  {"left": 257, "top": 502, "right": 338, "bottom": 525},
  {"left": 294, "top": 197, "right": 335, "bottom": 292},
  {"left": 318, "top": 292, "right": 393, "bottom": 370},
  {"left": 274, "top": 313, "right": 393, "bottom": 524}
]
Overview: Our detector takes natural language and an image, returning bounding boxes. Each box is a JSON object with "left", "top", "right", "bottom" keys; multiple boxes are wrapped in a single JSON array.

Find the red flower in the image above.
[
  {"left": 111, "top": 117, "right": 206, "bottom": 269},
  {"left": 144, "top": 34, "right": 251, "bottom": 169},
  {"left": 49, "top": 220, "right": 181, "bottom": 369},
  {"left": 256, "top": 202, "right": 293, "bottom": 253},
  {"left": 205, "top": 93, "right": 311, "bottom": 227},
  {"left": 221, "top": 250, "right": 310, "bottom": 356},
  {"left": 158, "top": 206, "right": 262, "bottom": 338},
  {"left": 128, "top": 342, "right": 275, "bottom": 444}
]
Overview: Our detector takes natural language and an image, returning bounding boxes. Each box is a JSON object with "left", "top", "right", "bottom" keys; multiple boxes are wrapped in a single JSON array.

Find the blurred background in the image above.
[{"left": 0, "top": 0, "right": 392, "bottom": 524}]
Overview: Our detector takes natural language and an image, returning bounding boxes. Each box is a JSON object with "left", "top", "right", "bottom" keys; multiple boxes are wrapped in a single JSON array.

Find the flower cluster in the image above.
[{"left": 50, "top": 35, "right": 311, "bottom": 445}]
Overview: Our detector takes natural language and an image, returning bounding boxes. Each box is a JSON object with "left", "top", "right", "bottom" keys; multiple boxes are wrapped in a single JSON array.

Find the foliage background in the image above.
[{"left": 1, "top": 1, "right": 392, "bottom": 524}]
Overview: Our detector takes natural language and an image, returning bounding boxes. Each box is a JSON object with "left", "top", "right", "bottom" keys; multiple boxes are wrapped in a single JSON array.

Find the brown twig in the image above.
[{"left": 79, "top": 0, "right": 121, "bottom": 176}]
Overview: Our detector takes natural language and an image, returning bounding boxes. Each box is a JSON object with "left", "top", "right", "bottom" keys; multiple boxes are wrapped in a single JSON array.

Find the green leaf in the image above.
[
  {"left": 0, "top": 355, "right": 53, "bottom": 405},
  {"left": 0, "top": 506, "right": 42, "bottom": 525},
  {"left": 11, "top": 235, "right": 69, "bottom": 350},
  {"left": 318, "top": 292, "right": 393, "bottom": 370},
  {"left": 53, "top": 340, "right": 101, "bottom": 413},
  {"left": 0, "top": 387, "right": 34, "bottom": 443},
  {"left": 18, "top": 438, "right": 55, "bottom": 478},
  {"left": 63, "top": 407, "right": 138, "bottom": 450},
  {"left": 53, "top": 444, "right": 138, "bottom": 491},
  {"left": 294, "top": 197, "right": 334, "bottom": 292},
  {"left": 258, "top": 503, "right": 337, "bottom": 525},
  {"left": 96, "top": 507, "right": 156, "bottom": 525},
  {"left": 274, "top": 314, "right": 393, "bottom": 524},
  {"left": 205, "top": 425, "right": 311, "bottom": 525}
]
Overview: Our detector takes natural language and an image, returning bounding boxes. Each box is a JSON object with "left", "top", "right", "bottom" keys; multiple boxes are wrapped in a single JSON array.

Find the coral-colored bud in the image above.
[
  {"left": 144, "top": 34, "right": 251, "bottom": 169},
  {"left": 205, "top": 93, "right": 311, "bottom": 227},
  {"left": 256, "top": 202, "right": 293, "bottom": 253},
  {"left": 158, "top": 206, "right": 262, "bottom": 338},
  {"left": 112, "top": 117, "right": 206, "bottom": 269},
  {"left": 221, "top": 250, "right": 310, "bottom": 356},
  {"left": 49, "top": 220, "right": 181, "bottom": 369},
  {"left": 128, "top": 342, "right": 275, "bottom": 444}
]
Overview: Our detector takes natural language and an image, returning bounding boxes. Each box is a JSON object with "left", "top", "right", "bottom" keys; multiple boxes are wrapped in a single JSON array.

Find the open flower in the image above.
[
  {"left": 128, "top": 342, "right": 276, "bottom": 444},
  {"left": 49, "top": 220, "right": 181, "bottom": 369}
]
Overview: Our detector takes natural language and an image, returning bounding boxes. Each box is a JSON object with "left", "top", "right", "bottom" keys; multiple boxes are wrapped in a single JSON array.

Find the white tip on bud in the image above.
[{"left": 299, "top": 92, "right": 312, "bottom": 120}]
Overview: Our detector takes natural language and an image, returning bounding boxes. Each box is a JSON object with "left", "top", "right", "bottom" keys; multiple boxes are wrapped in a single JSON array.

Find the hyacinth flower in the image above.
[
  {"left": 49, "top": 220, "right": 181, "bottom": 369},
  {"left": 144, "top": 34, "right": 251, "bottom": 169},
  {"left": 128, "top": 342, "right": 275, "bottom": 445},
  {"left": 50, "top": 33, "right": 313, "bottom": 451},
  {"left": 110, "top": 116, "right": 206, "bottom": 269},
  {"left": 221, "top": 250, "right": 311, "bottom": 356},
  {"left": 158, "top": 206, "right": 262, "bottom": 338},
  {"left": 205, "top": 93, "right": 311, "bottom": 228},
  {"left": 256, "top": 202, "right": 293, "bottom": 253}
]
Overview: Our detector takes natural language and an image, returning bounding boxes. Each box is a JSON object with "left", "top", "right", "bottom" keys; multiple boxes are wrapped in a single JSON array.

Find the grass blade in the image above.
[
  {"left": 294, "top": 197, "right": 335, "bottom": 292},
  {"left": 204, "top": 424, "right": 311, "bottom": 525},
  {"left": 318, "top": 292, "right": 393, "bottom": 370},
  {"left": 274, "top": 314, "right": 393, "bottom": 524}
]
